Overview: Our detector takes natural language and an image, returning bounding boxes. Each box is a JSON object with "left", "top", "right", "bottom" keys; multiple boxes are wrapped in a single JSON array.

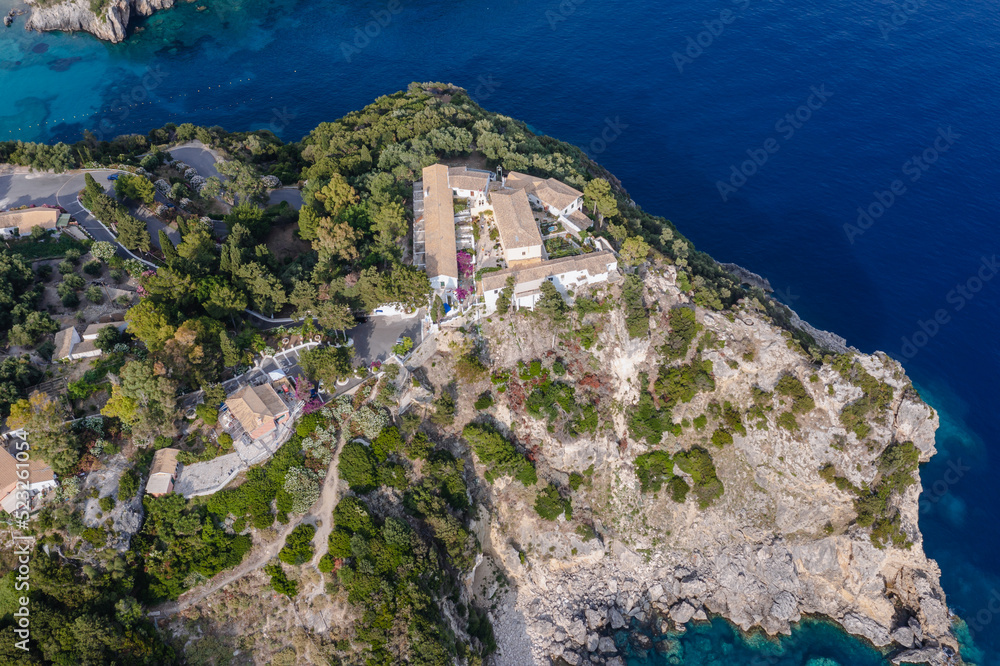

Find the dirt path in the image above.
[
  {"left": 150, "top": 439, "right": 346, "bottom": 617},
  {"left": 309, "top": 437, "right": 346, "bottom": 565}
]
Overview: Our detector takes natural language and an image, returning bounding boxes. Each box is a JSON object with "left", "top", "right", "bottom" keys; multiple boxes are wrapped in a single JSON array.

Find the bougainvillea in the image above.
[{"left": 457, "top": 250, "right": 474, "bottom": 278}]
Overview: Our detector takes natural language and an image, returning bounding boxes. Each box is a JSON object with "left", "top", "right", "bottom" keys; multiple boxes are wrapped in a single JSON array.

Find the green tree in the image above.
[
  {"left": 216, "top": 160, "right": 266, "bottom": 204},
  {"left": 6, "top": 391, "right": 79, "bottom": 476},
  {"left": 158, "top": 230, "right": 179, "bottom": 265},
  {"left": 114, "top": 173, "right": 156, "bottom": 205},
  {"left": 126, "top": 300, "right": 176, "bottom": 352},
  {"left": 534, "top": 281, "right": 567, "bottom": 322},
  {"left": 225, "top": 201, "right": 269, "bottom": 239},
  {"left": 620, "top": 235, "right": 651, "bottom": 266},
  {"left": 219, "top": 330, "right": 246, "bottom": 368},
  {"left": 583, "top": 177, "right": 618, "bottom": 221},
  {"left": 101, "top": 360, "right": 178, "bottom": 443},
  {"left": 116, "top": 215, "right": 151, "bottom": 253},
  {"left": 314, "top": 174, "right": 358, "bottom": 218}
]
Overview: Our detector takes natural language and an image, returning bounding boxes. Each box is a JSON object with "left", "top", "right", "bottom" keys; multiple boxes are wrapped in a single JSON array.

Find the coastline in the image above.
[{"left": 22, "top": 0, "right": 175, "bottom": 43}]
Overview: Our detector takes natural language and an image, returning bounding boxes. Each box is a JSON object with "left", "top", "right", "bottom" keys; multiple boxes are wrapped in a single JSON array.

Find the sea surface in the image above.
[{"left": 1, "top": 0, "right": 998, "bottom": 663}]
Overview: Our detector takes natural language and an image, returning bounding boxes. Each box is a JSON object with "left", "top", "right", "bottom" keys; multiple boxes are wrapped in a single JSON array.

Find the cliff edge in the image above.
[
  {"left": 25, "top": 0, "right": 174, "bottom": 43},
  {"left": 464, "top": 267, "right": 959, "bottom": 666}
]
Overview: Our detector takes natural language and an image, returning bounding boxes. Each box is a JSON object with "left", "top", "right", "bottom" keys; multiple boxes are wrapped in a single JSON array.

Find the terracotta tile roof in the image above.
[
  {"left": 481, "top": 251, "right": 618, "bottom": 292},
  {"left": 226, "top": 383, "right": 290, "bottom": 436},
  {"left": 53, "top": 328, "right": 77, "bottom": 360},
  {"left": 0, "top": 447, "right": 54, "bottom": 506},
  {"left": 504, "top": 171, "right": 583, "bottom": 211},
  {"left": 490, "top": 188, "right": 542, "bottom": 251},
  {"left": 150, "top": 448, "right": 180, "bottom": 477},
  {"left": 422, "top": 164, "right": 459, "bottom": 280},
  {"left": 0, "top": 208, "right": 59, "bottom": 235},
  {"left": 447, "top": 166, "right": 492, "bottom": 192}
]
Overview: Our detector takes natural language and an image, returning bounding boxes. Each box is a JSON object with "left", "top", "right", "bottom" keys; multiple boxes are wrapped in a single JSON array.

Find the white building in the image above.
[
  {"left": 53, "top": 321, "right": 128, "bottom": 362},
  {"left": 420, "top": 164, "right": 459, "bottom": 291},
  {"left": 481, "top": 251, "right": 619, "bottom": 312},
  {"left": 503, "top": 171, "right": 585, "bottom": 219},
  {"left": 489, "top": 188, "right": 544, "bottom": 266},
  {"left": 447, "top": 166, "right": 494, "bottom": 212},
  {"left": 0, "top": 443, "right": 56, "bottom": 514}
]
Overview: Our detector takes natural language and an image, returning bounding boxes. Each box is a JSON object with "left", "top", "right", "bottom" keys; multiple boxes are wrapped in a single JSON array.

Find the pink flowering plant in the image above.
[{"left": 457, "top": 250, "right": 474, "bottom": 278}]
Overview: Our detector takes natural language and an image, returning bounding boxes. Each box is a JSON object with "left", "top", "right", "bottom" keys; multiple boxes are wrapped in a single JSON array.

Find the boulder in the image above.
[
  {"left": 598, "top": 636, "right": 617, "bottom": 654},
  {"left": 891, "top": 626, "right": 915, "bottom": 648},
  {"left": 669, "top": 601, "right": 696, "bottom": 625},
  {"left": 609, "top": 608, "right": 626, "bottom": 629},
  {"left": 586, "top": 608, "right": 605, "bottom": 631}
]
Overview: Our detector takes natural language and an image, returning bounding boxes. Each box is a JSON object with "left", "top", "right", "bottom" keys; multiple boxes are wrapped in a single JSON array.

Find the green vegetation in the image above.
[
  {"left": 534, "top": 483, "right": 572, "bottom": 520},
  {"left": 856, "top": 441, "right": 920, "bottom": 548},
  {"left": 135, "top": 494, "right": 251, "bottom": 601},
  {"left": 622, "top": 275, "right": 649, "bottom": 338},
  {"left": 831, "top": 355, "right": 895, "bottom": 439},
  {"left": 339, "top": 441, "right": 379, "bottom": 492},
  {"left": 634, "top": 449, "right": 702, "bottom": 504},
  {"left": 662, "top": 307, "right": 699, "bottom": 361},
  {"left": 278, "top": 524, "right": 316, "bottom": 565},
  {"left": 654, "top": 356, "right": 715, "bottom": 407},
  {"left": 461, "top": 422, "right": 536, "bottom": 486},
  {"left": 264, "top": 562, "right": 299, "bottom": 597},
  {"left": 775, "top": 374, "right": 815, "bottom": 414},
  {"left": 474, "top": 391, "right": 494, "bottom": 410},
  {"left": 674, "top": 447, "right": 725, "bottom": 508}
]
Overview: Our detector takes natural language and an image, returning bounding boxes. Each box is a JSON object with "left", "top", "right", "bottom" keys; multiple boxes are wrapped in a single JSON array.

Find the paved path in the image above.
[{"left": 151, "top": 436, "right": 347, "bottom": 617}]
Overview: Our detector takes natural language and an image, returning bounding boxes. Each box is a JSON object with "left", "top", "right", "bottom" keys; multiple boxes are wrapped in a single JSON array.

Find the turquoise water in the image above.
[
  {"left": 631, "top": 617, "right": 888, "bottom": 666},
  {"left": 2, "top": 0, "right": 1000, "bottom": 662}
]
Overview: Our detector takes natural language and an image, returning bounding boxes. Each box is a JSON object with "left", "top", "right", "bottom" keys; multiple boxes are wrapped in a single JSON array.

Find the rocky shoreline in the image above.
[
  {"left": 475, "top": 269, "right": 961, "bottom": 666},
  {"left": 24, "top": 0, "right": 174, "bottom": 43}
]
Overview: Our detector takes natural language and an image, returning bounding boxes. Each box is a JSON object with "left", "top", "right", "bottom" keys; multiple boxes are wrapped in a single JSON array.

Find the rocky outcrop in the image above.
[
  {"left": 25, "top": 0, "right": 175, "bottom": 43},
  {"left": 475, "top": 268, "right": 960, "bottom": 665}
]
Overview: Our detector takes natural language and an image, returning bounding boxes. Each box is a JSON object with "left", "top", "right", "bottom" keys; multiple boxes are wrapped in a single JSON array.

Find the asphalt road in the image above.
[
  {"left": 349, "top": 313, "right": 423, "bottom": 366},
  {"left": 267, "top": 187, "right": 303, "bottom": 210},
  {"left": 0, "top": 169, "right": 179, "bottom": 252},
  {"left": 169, "top": 141, "right": 223, "bottom": 180}
]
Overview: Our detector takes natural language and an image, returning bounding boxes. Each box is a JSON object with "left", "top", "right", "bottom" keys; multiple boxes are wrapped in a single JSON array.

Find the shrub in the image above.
[
  {"left": 634, "top": 450, "right": 674, "bottom": 493},
  {"left": 473, "top": 392, "right": 494, "bottom": 410},
  {"left": 662, "top": 307, "right": 698, "bottom": 361},
  {"left": 195, "top": 403, "right": 218, "bottom": 425},
  {"left": 776, "top": 411, "right": 799, "bottom": 431},
  {"left": 279, "top": 524, "right": 316, "bottom": 565},
  {"left": 622, "top": 275, "right": 649, "bottom": 338},
  {"left": 655, "top": 357, "right": 715, "bottom": 407},
  {"left": 218, "top": 433, "right": 233, "bottom": 449},
  {"left": 674, "top": 447, "right": 724, "bottom": 508},
  {"left": 405, "top": 432, "right": 434, "bottom": 460},
  {"left": 462, "top": 423, "right": 536, "bottom": 486},
  {"left": 99, "top": 495, "right": 115, "bottom": 513},
  {"left": 533, "top": 483, "right": 571, "bottom": 521},
  {"left": 775, "top": 374, "right": 815, "bottom": 414},
  {"left": 372, "top": 426, "right": 402, "bottom": 462},
  {"left": 693, "top": 414, "right": 707, "bottom": 430},
  {"left": 710, "top": 428, "right": 733, "bottom": 448},
  {"left": 83, "top": 260, "right": 102, "bottom": 276},
  {"left": 118, "top": 470, "right": 139, "bottom": 501},
  {"left": 85, "top": 285, "right": 104, "bottom": 304},
  {"left": 264, "top": 563, "right": 299, "bottom": 597},
  {"left": 340, "top": 442, "right": 378, "bottom": 492}
]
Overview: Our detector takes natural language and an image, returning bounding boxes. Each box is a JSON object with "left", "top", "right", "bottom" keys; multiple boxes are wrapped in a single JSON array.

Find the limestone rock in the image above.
[
  {"left": 597, "top": 636, "right": 617, "bottom": 654},
  {"left": 26, "top": 0, "right": 175, "bottom": 43},
  {"left": 669, "top": 601, "right": 696, "bottom": 625},
  {"left": 891, "top": 626, "right": 915, "bottom": 648}
]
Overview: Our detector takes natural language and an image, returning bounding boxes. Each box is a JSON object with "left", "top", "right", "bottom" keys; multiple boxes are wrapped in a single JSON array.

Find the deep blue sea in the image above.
[{"left": 1, "top": 0, "right": 998, "bottom": 662}]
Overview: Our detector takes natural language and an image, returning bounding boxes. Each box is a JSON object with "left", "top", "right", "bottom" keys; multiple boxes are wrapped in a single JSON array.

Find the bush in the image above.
[
  {"left": 99, "top": 495, "right": 115, "bottom": 513},
  {"left": 218, "top": 433, "right": 233, "bottom": 449},
  {"left": 405, "top": 432, "right": 434, "bottom": 460},
  {"left": 674, "top": 447, "right": 724, "bottom": 508},
  {"left": 534, "top": 483, "right": 571, "bottom": 521},
  {"left": 85, "top": 285, "right": 104, "bottom": 304},
  {"left": 83, "top": 260, "right": 102, "bottom": 276},
  {"left": 279, "top": 524, "right": 316, "bottom": 565},
  {"left": 775, "top": 374, "right": 815, "bottom": 414},
  {"left": 473, "top": 392, "right": 494, "bottom": 410},
  {"left": 662, "top": 307, "right": 698, "bottom": 361},
  {"left": 710, "top": 428, "right": 733, "bottom": 448},
  {"left": 462, "top": 423, "right": 536, "bottom": 486},
  {"left": 622, "top": 275, "right": 649, "bottom": 338},
  {"left": 776, "top": 411, "right": 799, "bottom": 431},
  {"left": 371, "top": 426, "right": 402, "bottom": 462},
  {"left": 339, "top": 441, "right": 378, "bottom": 492},
  {"left": 634, "top": 450, "right": 674, "bottom": 493},
  {"left": 264, "top": 563, "right": 299, "bottom": 597},
  {"left": 118, "top": 470, "right": 139, "bottom": 501}
]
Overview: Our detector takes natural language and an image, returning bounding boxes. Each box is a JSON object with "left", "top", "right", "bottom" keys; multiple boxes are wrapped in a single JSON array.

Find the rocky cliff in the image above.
[
  {"left": 469, "top": 267, "right": 959, "bottom": 666},
  {"left": 25, "top": 0, "right": 174, "bottom": 43}
]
